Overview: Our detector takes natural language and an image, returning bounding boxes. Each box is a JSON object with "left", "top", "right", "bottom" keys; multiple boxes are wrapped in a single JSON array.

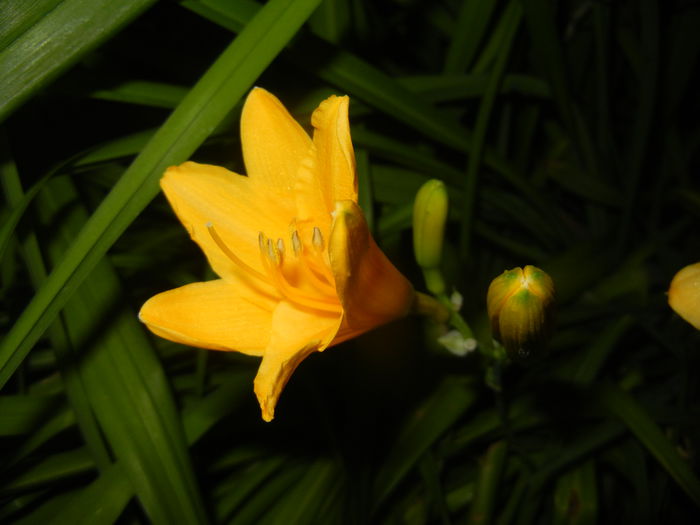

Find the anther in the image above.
[
  {"left": 258, "top": 232, "right": 266, "bottom": 253},
  {"left": 267, "top": 239, "right": 279, "bottom": 265},
  {"left": 312, "top": 227, "right": 324, "bottom": 251},
  {"left": 291, "top": 231, "right": 302, "bottom": 256},
  {"left": 277, "top": 238, "right": 285, "bottom": 255}
]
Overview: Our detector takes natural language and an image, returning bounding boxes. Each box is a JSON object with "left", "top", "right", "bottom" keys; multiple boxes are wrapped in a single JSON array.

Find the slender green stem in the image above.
[
  {"left": 459, "top": 2, "right": 521, "bottom": 260},
  {"left": 413, "top": 291, "right": 451, "bottom": 324},
  {"left": 435, "top": 293, "right": 475, "bottom": 342},
  {"left": 467, "top": 440, "right": 509, "bottom": 525},
  {"left": 413, "top": 292, "right": 474, "bottom": 337}
]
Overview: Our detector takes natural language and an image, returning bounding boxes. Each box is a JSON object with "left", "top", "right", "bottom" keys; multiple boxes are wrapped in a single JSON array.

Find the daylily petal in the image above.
[
  {"left": 254, "top": 300, "right": 342, "bottom": 421},
  {"left": 292, "top": 145, "right": 332, "bottom": 238},
  {"left": 330, "top": 317, "right": 375, "bottom": 347},
  {"left": 241, "top": 88, "right": 312, "bottom": 196},
  {"left": 161, "top": 162, "right": 290, "bottom": 279},
  {"left": 329, "top": 200, "right": 414, "bottom": 331},
  {"left": 139, "top": 279, "right": 276, "bottom": 355},
  {"left": 311, "top": 95, "right": 358, "bottom": 206}
]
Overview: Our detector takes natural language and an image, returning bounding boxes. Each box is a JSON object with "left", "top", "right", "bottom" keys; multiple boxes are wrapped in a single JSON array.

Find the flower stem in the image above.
[
  {"left": 413, "top": 291, "right": 477, "bottom": 351},
  {"left": 413, "top": 291, "right": 451, "bottom": 324},
  {"left": 435, "top": 292, "right": 475, "bottom": 341}
]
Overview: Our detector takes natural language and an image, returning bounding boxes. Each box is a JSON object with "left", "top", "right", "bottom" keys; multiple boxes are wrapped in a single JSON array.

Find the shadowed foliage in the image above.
[{"left": 1, "top": 0, "right": 699, "bottom": 523}]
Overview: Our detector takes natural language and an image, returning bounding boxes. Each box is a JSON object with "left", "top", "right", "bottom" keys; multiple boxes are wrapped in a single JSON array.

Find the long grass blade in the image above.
[
  {"left": 444, "top": 0, "right": 498, "bottom": 73},
  {"left": 1, "top": 139, "right": 113, "bottom": 470},
  {"left": 0, "top": 0, "right": 323, "bottom": 389},
  {"left": 597, "top": 384, "right": 700, "bottom": 506},
  {"left": 459, "top": 1, "right": 521, "bottom": 258},
  {"left": 34, "top": 175, "right": 208, "bottom": 523},
  {"left": 184, "top": 0, "right": 479, "bottom": 155},
  {"left": 0, "top": 0, "right": 156, "bottom": 122},
  {"left": 373, "top": 378, "right": 477, "bottom": 509}
]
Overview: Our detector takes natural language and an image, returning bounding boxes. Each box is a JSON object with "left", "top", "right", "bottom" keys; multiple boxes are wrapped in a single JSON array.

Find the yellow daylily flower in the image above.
[{"left": 139, "top": 88, "right": 415, "bottom": 421}]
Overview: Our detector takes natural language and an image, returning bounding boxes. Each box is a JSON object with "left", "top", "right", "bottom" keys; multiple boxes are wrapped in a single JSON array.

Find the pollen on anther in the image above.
[
  {"left": 266, "top": 239, "right": 278, "bottom": 265},
  {"left": 312, "top": 227, "right": 324, "bottom": 251},
  {"left": 291, "top": 231, "right": 302, "bottom": 256}
]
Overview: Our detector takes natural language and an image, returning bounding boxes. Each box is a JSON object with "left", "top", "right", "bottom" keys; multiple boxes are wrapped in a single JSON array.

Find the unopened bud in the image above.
[
  {"left": 487, "top": 265, "right": 555, "bottom": 361},
  {"left": 413, "top": 179, "right": 448, "bottom": 294},
  {"left": 668, "top": 262, "right": 700, "bottom": 330}
]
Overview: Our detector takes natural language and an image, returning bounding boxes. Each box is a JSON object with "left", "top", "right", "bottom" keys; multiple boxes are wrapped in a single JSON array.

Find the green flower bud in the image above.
[
  {"left": 487, "top": 265, "right": 555, "bottom": 361},
  {"left": 668, "top": 262, "right": 700, "bottom": 330},
  {"left": 413, "top": 179, "right": 448, "bottom": 295}
]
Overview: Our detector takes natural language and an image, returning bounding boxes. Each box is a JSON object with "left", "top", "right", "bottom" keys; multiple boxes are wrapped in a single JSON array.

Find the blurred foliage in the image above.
[{"left": 1, "top": 0, "right": 700, "bottom": 523}]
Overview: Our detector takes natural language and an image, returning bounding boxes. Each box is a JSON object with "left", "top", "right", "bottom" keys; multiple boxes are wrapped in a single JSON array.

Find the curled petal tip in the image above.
[
  {"left": 254, "top": 380, "right": 277, "bottom": 422},
  {"left": 257, "top": 396, "right": 275, "bottom": 422},
  {"left": 311, "top": 94, "right": 349, "bottom": 128}
]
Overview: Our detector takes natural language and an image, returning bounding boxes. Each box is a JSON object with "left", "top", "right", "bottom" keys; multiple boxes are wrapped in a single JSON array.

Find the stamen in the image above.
[
  {"left": 266, "top": 239, "right": 279, "bottom": 265},
  {"left": 291, "top": 231, "right": 302, "bottom": 256},
  {"left": 252, "top": 227, "right": 337, "bottom": 310},
  {"left": 258, "top": 242, "right": 338, "bottom": 311},
  {"left": 291, "top": 229, "right": 334, "bottom": 293},
  {"left": 312, "top": 227, "right": 324, "bottom": 251},
  {"left": 207, "top": 224, "right": 267, "bottom": 282}
]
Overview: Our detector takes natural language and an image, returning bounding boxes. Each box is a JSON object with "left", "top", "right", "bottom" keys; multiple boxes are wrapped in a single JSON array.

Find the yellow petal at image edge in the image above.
[{"left": 668, "top": 262, "right": 700, "bottom": 330}]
